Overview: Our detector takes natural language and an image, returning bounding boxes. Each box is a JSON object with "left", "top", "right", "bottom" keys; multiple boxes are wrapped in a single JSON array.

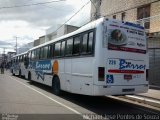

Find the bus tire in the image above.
[
  {"left": 19, "top": 70, "right": 21, "bottom": 77},
  {"left": 52, "top": 77, "right": 61, "bottom": 96},
  {"left": 12, "top": 70, "right": 15, "bottom": 76},
  {"left": 28, "top": 72, "right": 31, "bottom": 81}
]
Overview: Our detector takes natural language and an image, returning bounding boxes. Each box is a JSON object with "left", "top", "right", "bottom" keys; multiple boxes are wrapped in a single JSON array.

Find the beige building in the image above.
[{"left": 91, "top": 0, "right": 160, "bottom": 34}]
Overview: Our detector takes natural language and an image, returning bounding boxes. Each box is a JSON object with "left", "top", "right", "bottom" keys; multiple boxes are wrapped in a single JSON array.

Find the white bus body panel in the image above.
[{"left": 93, "top": 19, "right": 148, "bottom": 95}]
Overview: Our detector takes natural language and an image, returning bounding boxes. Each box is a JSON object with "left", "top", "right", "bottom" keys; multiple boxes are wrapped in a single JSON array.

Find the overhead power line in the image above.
[
  {"left": 54, "top": 0, "right": 90, "bottom": 34},
  {"left": 0, "top": 0, "right": 66, "bottom": 9}
]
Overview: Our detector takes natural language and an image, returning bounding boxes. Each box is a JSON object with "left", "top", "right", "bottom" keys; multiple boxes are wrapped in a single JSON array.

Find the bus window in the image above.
[
  {"left": 28, "top": 51, "right": 31, "bottom": 60},
  {"left": 40, "top": 47, "right": 44, "bottom": 59},
  {"left": 88, "top": 32, "right": 94, "bottom": 53},
  {"left": 66, "top": 38, "right": 73, "bottom": 56},
  {"left": 73, "top": 36, "right": 80, "bottom": 55},
  {"left": 31, "top": 50, "right": 35, "bottom": 60},
  {"left": 44, "top": 46, "right": 48, "bottom": 59},
  {"left": 52, "top": 44, "right": 55, "bottom": 58},
  {"left": 47, "top": 45, "right": 52, "bottom": 58},
  {"left": 61, "top": 41, "right": 66, "bottom": 57},
  {"left": 81, "top": 33, "right": 88, "bottom": 53},
  {"left": 19, "top": 56, "right": 21, "bottom": 62},
  {"left": 54, "top": 42, "right": 61, "bottom": 57},
  {"left": 36, "top": 48, "right": 40, "bottom": 60},
  {"left": 22, "top": 55, "right": 24, "bottom": 62},
  {"left": 16, "top": 57, "right": 18, "bottom": 63}
]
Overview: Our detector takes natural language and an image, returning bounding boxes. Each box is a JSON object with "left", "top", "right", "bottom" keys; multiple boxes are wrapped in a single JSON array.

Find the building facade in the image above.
[
  {"left": 91, "top": 0, "right": 160, "bottom": 34},
  {"left": 34, "top": 24, "right": 79, "bottom": 47}
]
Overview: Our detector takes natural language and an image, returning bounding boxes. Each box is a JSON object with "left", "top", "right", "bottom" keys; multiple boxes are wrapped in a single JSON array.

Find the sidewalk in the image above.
[{"left": 124, "top": 88, "right": 160, "bottom": 109}]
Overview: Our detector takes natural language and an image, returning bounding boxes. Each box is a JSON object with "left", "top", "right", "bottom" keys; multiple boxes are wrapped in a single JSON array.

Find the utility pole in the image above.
[
  {"left": 14, "top": 36, "right": 19, "bottom": 55},
  {"left": 3, "top": 48, "right": 5, "bottom": 62},
  {"left": 91, "top": 0, "right": 101, "bottom": 20}
]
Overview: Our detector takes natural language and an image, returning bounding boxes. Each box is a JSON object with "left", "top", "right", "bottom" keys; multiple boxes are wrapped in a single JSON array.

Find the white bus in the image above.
[
  {"left": 24, "top": 18, "right": 148, "bottom": 96},
  {"left": 11, "top": 52, "right": 28, "bottom": 77}
]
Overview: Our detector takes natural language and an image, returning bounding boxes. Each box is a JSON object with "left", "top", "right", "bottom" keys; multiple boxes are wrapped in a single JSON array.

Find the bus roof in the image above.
[
  {"left": 12, "top": 51, "right": 28, "bottom": 58},
  {"left": 29, "top": 18, "right": 104, "bottom": 51}
]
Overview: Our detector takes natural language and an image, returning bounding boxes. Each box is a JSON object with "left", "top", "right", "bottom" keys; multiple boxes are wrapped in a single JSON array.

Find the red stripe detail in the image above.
[
  {"left": 108, "top": 69, "right": 144, "bottom": 74},
  {"left": 108, "top": 44, "right": 146, "bottom": 54}
]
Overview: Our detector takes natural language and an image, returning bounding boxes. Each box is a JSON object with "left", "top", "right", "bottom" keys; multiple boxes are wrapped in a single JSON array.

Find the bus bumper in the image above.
[{"left": 93, "top": 84, "right": 149, "bottom": 96}]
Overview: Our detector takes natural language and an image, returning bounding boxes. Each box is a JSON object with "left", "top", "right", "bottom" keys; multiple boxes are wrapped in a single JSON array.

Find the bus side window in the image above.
[
  {"left": 28, "top": 51, "right": 31, "bottom": 60},
  {"left": 40, "top": 47, "right": 44, "bottom": 59},
  {"left": 16, "top": 57, "right": 17, "bottom": 62},
  {"left": 52, "top": 44, "right": 55, "bottom": 58},
  {"left": 66, "top": 38, "right": 73, "bottom": 56},
  {"left": 47, "top": 45, "right": 52, "bottom": 58},
  {"left": 81, "top": 33, "right": 88, "bottom": 54},
  {"left": 22, "top": 55, "right": 24, "bottom": 62},
  {"left": 61, "top": 40, "right": 66, "bottom": 57},
  {"left": 36, "top": 48, "right": 40, "bottom": 60},
  {"left": 73, "top": 36, "right": 80, "bottom": 55},
  {"left": 88, "top": 32, "right": 94, "bottom": 53},
  {"left": 54, "top": 42, "right": 61, "bottom": 57},
  {"left": 44, "top": 46, "right": 48, "bottom": 59},
  {"left": 18, "top": 56, "right": 20, "bottom": 62},
  {"left": 31, "top": 51, "right": 34, "bottom": 60}
]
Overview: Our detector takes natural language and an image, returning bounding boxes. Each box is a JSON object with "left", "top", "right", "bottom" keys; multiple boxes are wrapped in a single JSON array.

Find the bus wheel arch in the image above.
[{"left": 52, "top": 75, "right": 61, "bottom": 96}]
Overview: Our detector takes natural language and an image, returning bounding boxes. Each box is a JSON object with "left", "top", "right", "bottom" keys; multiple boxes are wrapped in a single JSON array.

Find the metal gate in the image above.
[{"left": 148, "top": 37, "right": 160, "bottom": 87}]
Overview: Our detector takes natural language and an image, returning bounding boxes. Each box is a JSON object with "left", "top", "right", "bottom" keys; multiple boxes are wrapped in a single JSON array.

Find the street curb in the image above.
[
  {"left": 107, "top": 96, "right": 160, "bottom": 112},
  {"left": 125, "top": 95, "right": 160, "bottom": 109}
]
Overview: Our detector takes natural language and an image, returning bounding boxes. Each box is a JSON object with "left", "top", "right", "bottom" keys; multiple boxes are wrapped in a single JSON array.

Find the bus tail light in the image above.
[{"left": 98, "top": 67, "right": 105, "bottom": 81}]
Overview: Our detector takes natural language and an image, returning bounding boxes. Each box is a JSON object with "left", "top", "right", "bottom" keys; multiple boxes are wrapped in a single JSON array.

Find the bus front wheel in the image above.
[
  {"left": 12, "top": 70, "right": 15, "bottom": 76},
  {"left": 52, "top": 77, "right": 61, "bottom": 96}
]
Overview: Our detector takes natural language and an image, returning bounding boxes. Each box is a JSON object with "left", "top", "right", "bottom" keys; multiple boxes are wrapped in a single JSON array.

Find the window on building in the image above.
[
  {"left": 121, "top": 12, "right": 125, "bottom": 21},
  {"left": 137, "top": 4, "right": 150, "bottom": 29},
  {"left": 113, "top": 15, "right": 116, "bottom": 19}
]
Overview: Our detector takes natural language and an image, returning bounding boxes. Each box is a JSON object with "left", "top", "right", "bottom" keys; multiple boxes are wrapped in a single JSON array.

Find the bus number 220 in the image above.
[{"left": 109, "top": 60, "right": 116, "bottom": 65}]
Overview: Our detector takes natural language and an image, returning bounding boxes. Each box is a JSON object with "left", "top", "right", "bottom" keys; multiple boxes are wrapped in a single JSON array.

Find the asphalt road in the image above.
[{"left": 0, "top": 71, "right": 159, "bottom": 120}]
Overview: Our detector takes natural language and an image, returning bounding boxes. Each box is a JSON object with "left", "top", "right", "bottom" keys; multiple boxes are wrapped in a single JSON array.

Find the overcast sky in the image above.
[{"left": 0, "top": 0, "right": 91, "bottom": 53}]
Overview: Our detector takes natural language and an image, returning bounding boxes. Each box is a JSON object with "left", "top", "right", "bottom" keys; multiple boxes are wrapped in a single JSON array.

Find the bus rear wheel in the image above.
[
  {"left": 19, "top": 70, "right": 21, "bottom": 77},
  {"left": 52, "top": 77, "right": 61, "bottom": 96},
  {"left": 28, "top": 72, "right": 31, "bottom": 81}
]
